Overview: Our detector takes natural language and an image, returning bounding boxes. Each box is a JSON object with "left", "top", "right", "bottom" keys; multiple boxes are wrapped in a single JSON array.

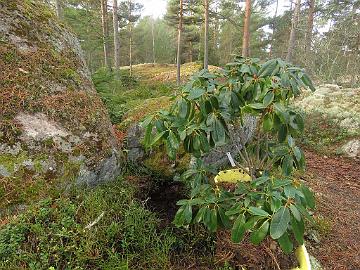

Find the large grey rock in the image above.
[
  {"left": 0, "top": 0, "right": 121, "bottom": 205},
  {"left": 126, "top": 116, "right": 257, "bottom": 169}
]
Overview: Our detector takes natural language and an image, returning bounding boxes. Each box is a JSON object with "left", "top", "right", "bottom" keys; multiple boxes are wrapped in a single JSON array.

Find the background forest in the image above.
[{"left": 52, "top": 0, "right": 360, "bottom": 86}]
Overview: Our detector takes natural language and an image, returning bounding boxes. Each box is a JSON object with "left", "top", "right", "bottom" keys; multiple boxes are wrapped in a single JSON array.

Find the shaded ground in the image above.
[{"left": 303, "top": 150, "right": 360, "bottom": 270}]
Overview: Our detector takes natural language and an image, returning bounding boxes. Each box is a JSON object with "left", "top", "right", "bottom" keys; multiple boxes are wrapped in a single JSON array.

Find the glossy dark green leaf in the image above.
[
  {"left": 301, "top": 185, "right": 315, "bottom": 209},
  {"left": 278, "top": 125, "right": 288, "bottom": 142},
  {"left": 208, "top": 208, "right": 218, "bottom": 232},
  {"left": 263, "top": 113, "right": 273, "bottom": 131},
  {"left": 290, "top": 216, "right": 304, "bottom": 245},
  {"left": 248, "top": 206, "right": 270, "bottom": 217},
  {"left": 248, "top": 103, "right": 267, "bottom": 110},
  {"left": 293, "top": 146, "right": 302, "bottom": 161},
  {"left": 173, "top": 206, "right": 185, "bottom": 226},
  {"left": 301, "top": 73, "right": 315, "bottom": 91},
  {"left": 194, "top": 207, "right": 206, "bottom": 223},
  {"left": 218, "top": 207, "right": 232, "bottom": 229},
  {"left": 184, "top": 204, "right": 192, "bottom": 224},
  {"left": 169, "top": 132, "right": 180, "bottom": 149},
  {"left": 143, "top": 122, "right": 153, "bottom": 147},
  {"left": 270, "top": 206, "right": 290, "bottom": 239},
  {"left": 179, "top": 99, "right": 189, "bottom": 119},
  {"left": 231, "top": 214, "right": 246, "bottom": 243},
  {"left": 277, "top": 232, "right": 293, "bottom": 254},
  {"left": 258, "top": 60, "right": 277, "bottom": 77},
  {"left": 263, "top": 91, "right": 274, "bottom": 107},
  {"left": 289, "top": 204, "right": 301, "bottom": 221},
  {"left": 188, "top": 88, "right": 205, "bottom": 100},
  {"left": 282, "top": 155, "right": 293, "bottom": 176},
  {"left": 250, "top": 220, "right": 269, "bottom": 245},
  {"left": 150, "top": 131, "right": 166, "bottom": 146}
]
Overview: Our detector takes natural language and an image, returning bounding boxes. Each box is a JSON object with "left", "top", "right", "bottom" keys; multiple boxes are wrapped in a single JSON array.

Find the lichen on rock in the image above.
[{"left": 0, "top": 0, "right": 121, "bottom": 208}]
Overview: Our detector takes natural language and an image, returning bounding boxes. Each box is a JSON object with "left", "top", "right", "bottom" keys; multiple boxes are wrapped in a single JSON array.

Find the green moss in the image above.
[
  {"left": 0, "top": 179, "right": 176, "bottom": 270},
  {"left": 60, "top": 68, "right": 82, "bottom": 85},
  {"left": 0, "top": 152, "right": 28, "bottom": 173}
]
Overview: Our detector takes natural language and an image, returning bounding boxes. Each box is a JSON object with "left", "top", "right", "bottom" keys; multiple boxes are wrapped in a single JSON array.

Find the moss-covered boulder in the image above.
[{"left": 0, "top": 0, "right": 120, "bottom": 208}]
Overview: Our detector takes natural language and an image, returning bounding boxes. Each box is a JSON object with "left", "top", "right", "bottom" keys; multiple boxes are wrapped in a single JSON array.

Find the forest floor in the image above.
[{"left": 303, "top": 150, "right": 360, "bottom": 270}]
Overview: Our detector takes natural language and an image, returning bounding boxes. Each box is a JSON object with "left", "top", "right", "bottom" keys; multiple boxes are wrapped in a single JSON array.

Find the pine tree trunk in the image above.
[
  {"left": 113, "top": 0, "right": 120, "bottom": 70},
  {"left": 286, "top": 0, "right": 301, "bottom": 62},
  {"left": 152, "top": 19, "right": 156, "bottom": 64},
  {"left": 269, "top": 0, "right": 279, "bottom": 57},
  {"left": 242, "top": 0, "right": 251, "bottom": 57},
  {"left": 128, "top": 0, "right": 133, "bottom": 76},
  {"left": 55, "top": 0, "right": 63, "bottom": 19},
  {"left": 101, "top": 0, "right": 111, "bottom": 70},
  {"left": 305, "top": 0, "right": 315, "bottom": 54},
  {"left": 204, "top": 0, "right": 209, "bottom": 69},
  {"left": 176, "top": 0, "right": 183, "bottom": 86}
]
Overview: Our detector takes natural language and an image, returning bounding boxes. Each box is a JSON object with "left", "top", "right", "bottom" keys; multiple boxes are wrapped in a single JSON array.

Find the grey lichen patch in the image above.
[{"left": 15, "top": 113, "right": 69, "bottom": 140}]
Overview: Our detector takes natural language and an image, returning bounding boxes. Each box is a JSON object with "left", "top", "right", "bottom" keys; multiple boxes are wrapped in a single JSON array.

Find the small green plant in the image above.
[{"left": 142, "top": 56, "right": 316, "bottom": 253}]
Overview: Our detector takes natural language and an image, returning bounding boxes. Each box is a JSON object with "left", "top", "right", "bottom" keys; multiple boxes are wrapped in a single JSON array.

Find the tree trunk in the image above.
[
  {"left": 128, "top": 0, "right": 133, "bottom": 76},
  {"left": 242, "top": 0, "right": 251, "bottom": 57},
  {"left": 269, "top": 0, "right": 279, "bottom": 57},
  {"left": 101, "top": 0, "right": 111, "bottom": 70},
  {"left": 55, "top": 0, "right": 63, "bottom": 19},
  {"left": 286, "top": 0, "right": 301, "bottom": 62},
  {"left": 305, "top": 0, "right": 315, "bottom": 54},
  {"left": 176, "top": 0, "right": 183, "bottom": 86},
  {"left": 152, "top": 19, "right": 156, "bottom": 64},
  {"left": 113, "top": 0, "right": 120, "bottom": 70},
  {"left": 204, "top": 0, "right": 209, "bottom": 69}
]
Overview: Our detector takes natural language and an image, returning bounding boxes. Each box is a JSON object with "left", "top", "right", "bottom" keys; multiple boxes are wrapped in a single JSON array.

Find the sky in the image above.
[
  {"left": 139, "top": 0, "right": 168, "bottom": 18},
  {"left": 138, "top": 0, "right": 291, "bottom": 19}
]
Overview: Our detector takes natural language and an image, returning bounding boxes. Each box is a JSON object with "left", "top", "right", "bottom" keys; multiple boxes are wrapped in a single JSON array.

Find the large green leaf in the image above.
[
  {"left": 218, "top": 207, "right": 232, "bottom": 229},
  {"left": 290, "top": 216, "right": 304, "bottom": 245},
  {"left": 289, "top": 204, "right": 301, "bottom": 221},
  {"left": 250, "top": 220, "right": 269, "bottom": 245},
  {"left": 301, "top": 185, "right": 315, "bottom": 209},
  {"left": 179, "top": 99, "right": 189, "bottom": 119},
  {"left": 231, "top": 214, "right": 246, "bottom": 243},
  {"left": 208, "top": 208, "right": 218, "bottom": 232},
  {"left": 277, "top": 232, "right": 293, "bottom": 253},
  {"left": 188, "top": 88, "right": 205, "bottom": 100},
  {"left": 263, "top": 113, "right": 273, "bottom": 131},
  {"left": 258, "top": 60, "right": 277, "bottom": 77},
  {"left": 270, "top": 207, "right": 290, "bottom": 239},
  {"left": 263, "top": 91, "right": 274, "bottom": 107},
  {"left": 281, "top": 155, "right": 294, "bottom": 176},
  {"left": 248, "top": 207, "right": 270, "bottom": 217}
]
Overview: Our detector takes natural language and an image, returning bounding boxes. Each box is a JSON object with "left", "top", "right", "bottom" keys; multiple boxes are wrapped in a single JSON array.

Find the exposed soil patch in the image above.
[
  {"left": 303, "top": 150, "right": 360, "bottom": 270},
  {"left": 147, "top": 181, "right": 187, "bottom": 228}
]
